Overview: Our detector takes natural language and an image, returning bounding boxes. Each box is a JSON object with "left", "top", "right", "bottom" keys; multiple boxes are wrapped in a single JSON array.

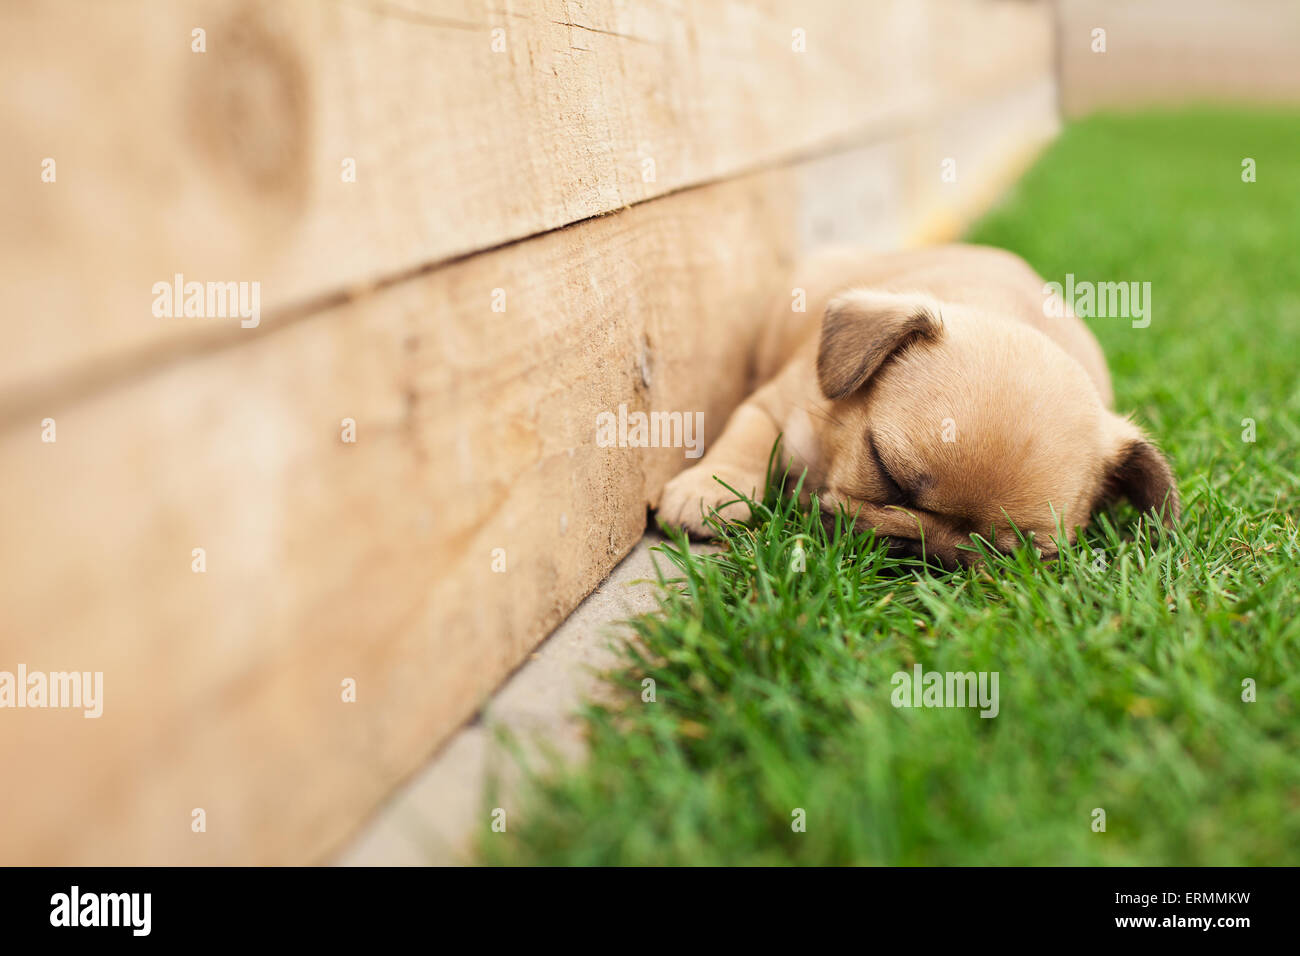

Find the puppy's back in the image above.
[{"left": 756, "top": 245, "right": 1112, "bottom": 406}]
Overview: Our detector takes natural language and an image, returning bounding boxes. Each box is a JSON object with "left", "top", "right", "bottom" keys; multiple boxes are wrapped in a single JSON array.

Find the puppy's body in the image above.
[{"left": 658, "top": 244, "right": 1177, "bottom": 565}]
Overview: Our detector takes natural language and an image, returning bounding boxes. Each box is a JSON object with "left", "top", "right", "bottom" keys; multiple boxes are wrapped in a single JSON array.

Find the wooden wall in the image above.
[{"left": 0, "top": 0, "right": 1058, "bottom": 863}]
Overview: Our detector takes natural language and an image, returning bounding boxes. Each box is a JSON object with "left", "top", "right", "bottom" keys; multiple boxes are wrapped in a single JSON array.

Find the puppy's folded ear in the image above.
[
  {"left": 817, "top": 290, "right": 943, "bottom": 399},
  {"left": 1099, "top": 418, "right": 1181, "bottom": 524}
]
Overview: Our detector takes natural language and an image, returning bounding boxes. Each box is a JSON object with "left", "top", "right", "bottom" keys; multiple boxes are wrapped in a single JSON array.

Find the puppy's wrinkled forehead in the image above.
[
  {"left": 868, "top": 327, "right": 1107, "bottom": 531},
  {"left": 817, "top": 288, "right": 1109, "bottom": 543}
]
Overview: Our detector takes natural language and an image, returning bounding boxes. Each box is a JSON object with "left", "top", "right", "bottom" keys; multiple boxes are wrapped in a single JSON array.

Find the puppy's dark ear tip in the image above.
[{"left": 1102, "top": 436, "right": 1180, "bottom": 527}]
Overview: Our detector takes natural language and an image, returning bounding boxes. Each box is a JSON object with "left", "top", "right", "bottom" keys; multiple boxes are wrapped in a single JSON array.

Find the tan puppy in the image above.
[{"left": 657, "top": 244, "right": 1178, "bottom": 566}]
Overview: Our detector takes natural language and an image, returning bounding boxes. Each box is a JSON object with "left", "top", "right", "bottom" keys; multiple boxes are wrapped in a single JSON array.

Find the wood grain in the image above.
[{"left": 0, "top": 0, "right": 1052, "bottom": 406}]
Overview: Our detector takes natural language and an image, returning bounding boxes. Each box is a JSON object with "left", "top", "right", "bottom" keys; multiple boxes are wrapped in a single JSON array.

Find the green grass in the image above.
[{"left": 481, "top": 108, "right": 1300, "bottom": 865}]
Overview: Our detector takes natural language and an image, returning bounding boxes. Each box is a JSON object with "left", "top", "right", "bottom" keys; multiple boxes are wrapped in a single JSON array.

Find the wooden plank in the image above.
[
  {"left": 0, "top": 0, "right": 1053, "bottom": 405},
  {"left": 0, "top": 165, "right": 789, "bottom": 864}
]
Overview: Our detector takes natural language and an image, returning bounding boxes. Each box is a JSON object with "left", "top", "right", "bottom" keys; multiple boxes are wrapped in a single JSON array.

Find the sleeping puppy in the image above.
[{"left": 656, "top": 244, "right": 1178, "bottom": 566}]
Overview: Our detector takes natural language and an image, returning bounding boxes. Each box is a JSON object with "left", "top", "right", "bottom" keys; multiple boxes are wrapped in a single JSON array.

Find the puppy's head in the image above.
[{"left": 814, "top": 289, "right": 1178, "bottom": 567}]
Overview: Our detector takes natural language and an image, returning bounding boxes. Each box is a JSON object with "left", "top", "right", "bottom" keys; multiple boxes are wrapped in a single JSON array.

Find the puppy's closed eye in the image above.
[{"left": 867, "top": 431, "right": 909, "bottom": 506}]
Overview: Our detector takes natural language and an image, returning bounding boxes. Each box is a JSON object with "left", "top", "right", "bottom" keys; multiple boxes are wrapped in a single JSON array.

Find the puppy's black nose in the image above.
[
  {"left": 883, "top": 535, "right": 926, "bottom": 560},
  {"left": 882, "top": 536, "right": 963, "bottom": 571}
]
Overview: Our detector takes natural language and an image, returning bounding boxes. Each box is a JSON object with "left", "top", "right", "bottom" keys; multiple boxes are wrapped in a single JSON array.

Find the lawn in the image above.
[{"left": 480, "top": 108, "right": 1300, "bottom": 865}]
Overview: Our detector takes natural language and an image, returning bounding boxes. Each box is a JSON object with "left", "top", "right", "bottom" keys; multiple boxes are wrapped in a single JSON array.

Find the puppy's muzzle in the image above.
[{"left": 882, "top": 536, "right": 967, "bottom": 570}]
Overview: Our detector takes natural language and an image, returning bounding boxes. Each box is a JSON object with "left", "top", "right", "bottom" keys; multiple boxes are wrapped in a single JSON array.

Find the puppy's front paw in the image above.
[{"left": 657, "top": 464, "right": 760, "bottom": 538}]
